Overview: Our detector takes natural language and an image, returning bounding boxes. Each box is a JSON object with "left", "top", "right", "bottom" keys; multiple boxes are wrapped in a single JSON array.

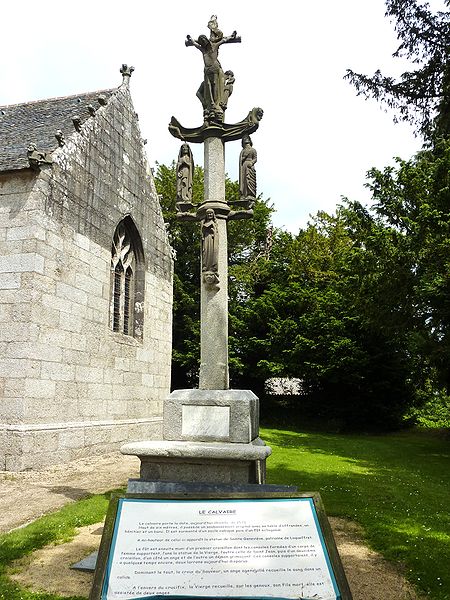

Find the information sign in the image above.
[{"left": 90, "top": 493, "right": 352, "bottom": 600}]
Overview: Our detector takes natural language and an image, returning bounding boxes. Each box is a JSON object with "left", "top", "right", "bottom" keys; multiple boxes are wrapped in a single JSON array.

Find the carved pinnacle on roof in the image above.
[{"left": 120, "top": 64, "right": 135, "bottom": 86}]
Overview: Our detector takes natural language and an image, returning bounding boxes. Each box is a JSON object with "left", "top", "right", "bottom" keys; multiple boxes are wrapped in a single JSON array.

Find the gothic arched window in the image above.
[{"left": 110, "top": 217, "right": 145, "bottom": 340}]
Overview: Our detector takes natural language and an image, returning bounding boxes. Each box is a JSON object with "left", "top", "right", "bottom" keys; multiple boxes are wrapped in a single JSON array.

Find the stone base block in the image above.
[
  {"left": 163, "top": 389, "right": 259, "bottom": 443},
  {"left": 127, "top": 480, "right": 298, "bottom": 494},
  {"left": 120, "top": 439, "right": 271, "bottom": 485},
  {"left": 0, "top": 418, "right": 162, "bottom": 471}
]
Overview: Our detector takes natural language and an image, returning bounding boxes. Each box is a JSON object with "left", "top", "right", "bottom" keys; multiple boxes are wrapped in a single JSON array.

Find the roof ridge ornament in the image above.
[{"left": 120, "top": 64, "right": 135, "bottom": 86}]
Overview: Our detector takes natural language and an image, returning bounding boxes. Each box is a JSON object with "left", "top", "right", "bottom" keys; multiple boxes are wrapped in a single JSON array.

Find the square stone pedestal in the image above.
[
  {"left": 121, "top": 439, "right": 270, "bottom": 484},
  {"left": 164, "top": 389, "right": 259, "bottom": 442},
  {"left": 121, "top": 389, "right": 271, "bottom": 485}
]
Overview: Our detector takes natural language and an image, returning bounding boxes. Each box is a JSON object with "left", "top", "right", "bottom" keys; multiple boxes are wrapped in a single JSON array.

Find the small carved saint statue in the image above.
[
  {"left": 201, "top": 208, "right": 219, "bottom": 288},
  {"left": 176, "top": 143, "right": 194, "bottom": 212},
  {"left": 221, "top": 70, "right": 235, "bottom": 111},
  {"left": 239, "top": 134, "right": 257, "bottom": 202}
]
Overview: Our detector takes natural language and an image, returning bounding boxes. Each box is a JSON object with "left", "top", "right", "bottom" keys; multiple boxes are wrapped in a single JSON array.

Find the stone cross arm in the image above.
[{"left": 185, "top": 33, "right": 242, "bottom": 47}]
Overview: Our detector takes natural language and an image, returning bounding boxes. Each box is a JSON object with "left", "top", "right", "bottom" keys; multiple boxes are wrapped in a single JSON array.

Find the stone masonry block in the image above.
[
  {"left": 75, "top": 272, "right": 103, "bottom": 296},
  {"left": 7, "top": 341, "right": 62, "bottom": 362},
  {"left": 0, "top": 323, "right": 39, "bottom": 342},
  {"left": 56, "top": 282, "right": 88, "bottom": 306},
  {"left": 0, "top": 397, "right": 25, "bottom": 423},
  {"left": 59, "top": 312, "right": 83, "bottom": 333},
  {"left": 58, "top": 427, "right": 84, "bottom": 450},
  {"left": 24, "top": 378, "right": 56, "bottom": 398},
  {"left": 0, "top": 253, "right": 44, "bottom": 274},
  {"left": 0, "top": 358, "right": 40, "bottom": 378},
  {"left": 0, "top": 273, "right": 20, "bottom": 289},
  {"left": 40, "top": 362, "right": 75, "bottom": 382},
  {"left": 75, "top": 365, "right": 104, "bottom": 383},
  {"left": 7, "top": 225, "right": 46, "bottom": 242},
  {"left": 163, "top": 389, "right": 260, "bottom": 443}
]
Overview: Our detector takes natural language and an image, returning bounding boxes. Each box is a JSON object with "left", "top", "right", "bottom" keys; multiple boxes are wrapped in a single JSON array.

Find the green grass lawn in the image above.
[
  {"left": 0, "top": 491, "right": 116, "bottom": 600},
  {"left": 263, "top": 426, "right": 450, "bottom": 600},
  {"left": 0, "top": 429, "right": 448, "bottom": 600}
]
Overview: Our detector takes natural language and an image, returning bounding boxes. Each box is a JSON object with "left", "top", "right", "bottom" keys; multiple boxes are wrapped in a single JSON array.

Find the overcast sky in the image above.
[{"left": 1, "top": 0, "right": 434, "bottom": 232}]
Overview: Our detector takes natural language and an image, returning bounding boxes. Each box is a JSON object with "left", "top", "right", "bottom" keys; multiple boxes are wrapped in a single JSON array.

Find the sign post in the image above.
[{"left": 90, "top": 493, "right": 352, "bottom": 600}]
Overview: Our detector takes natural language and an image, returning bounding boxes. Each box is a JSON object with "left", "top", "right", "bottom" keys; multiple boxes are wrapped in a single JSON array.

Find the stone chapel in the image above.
[{"left": 0, "top": 66, "right": 173, "bottom": 471}]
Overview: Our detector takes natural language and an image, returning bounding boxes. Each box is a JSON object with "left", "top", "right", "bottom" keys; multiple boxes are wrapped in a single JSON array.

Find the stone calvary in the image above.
[
  {"left": 120, "top": 16, "right": 271, "bottom": 486},
  {"left": 171, "top": 15, "right": 263, "bottom": 390}
]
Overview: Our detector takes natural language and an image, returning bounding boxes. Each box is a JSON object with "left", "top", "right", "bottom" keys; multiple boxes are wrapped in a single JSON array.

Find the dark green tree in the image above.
[
  {"left": 345, "top": 0, "right": 450, "bottom": 140},
  {"left": 230, "top": 211, "right": 418, "bottom": 430},
  {"left": 153, "top": 162, "right": 202, "bottom": 388},
  {"left": 362, "top": 139, "right": 450, "bottom": 391},
  {"left": 155, "top": 140, "right": 450, "bottom": 430}
]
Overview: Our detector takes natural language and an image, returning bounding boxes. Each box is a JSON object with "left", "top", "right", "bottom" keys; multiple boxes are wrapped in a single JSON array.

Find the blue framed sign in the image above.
[{"left": 90, "top": 492, "right": 352, "bottom": 600}]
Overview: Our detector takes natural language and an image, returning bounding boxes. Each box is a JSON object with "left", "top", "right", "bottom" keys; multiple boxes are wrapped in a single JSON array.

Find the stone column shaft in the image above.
[{"left": 199, "top": 137, "right": 229, "bottom": 390}]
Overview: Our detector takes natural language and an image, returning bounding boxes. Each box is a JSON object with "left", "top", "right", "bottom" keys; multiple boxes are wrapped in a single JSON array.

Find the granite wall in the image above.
[{"left": 0, "top": 85, "right": 173, "bottom": 470}]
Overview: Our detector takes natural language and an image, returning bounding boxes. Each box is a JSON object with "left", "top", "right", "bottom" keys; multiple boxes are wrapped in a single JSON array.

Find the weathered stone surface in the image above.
[
  {"left": 121, "top": 439, "right": 270, "bottom": 485},
  {"left": 0, "top": 80, "right": 173, "bottom": 471},
  {"left": 127, "top": 479, "right": 297, "bottom": 494},
  {"left": 163, "top": 389, "right": 259, "bottom": 443},
  {"left": 199, "top": 137, "right": 229, "bottom": 390},
  {"left": 121, "top": 439, "right": 270, "bottom": 460},
  {"left": 1, "top": 419, "right": 162, "bottom": 471},
  {"left": 0, "top": 90, "right": 115, "bottom": 173},
  {"left": 120, "top": 440, "right": 272, "bottom": 483}
]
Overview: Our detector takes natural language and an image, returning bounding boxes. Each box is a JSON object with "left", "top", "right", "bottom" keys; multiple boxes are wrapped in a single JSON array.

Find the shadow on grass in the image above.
[{"left": 45, "top": 486, "right": 94, "bottom": 501}]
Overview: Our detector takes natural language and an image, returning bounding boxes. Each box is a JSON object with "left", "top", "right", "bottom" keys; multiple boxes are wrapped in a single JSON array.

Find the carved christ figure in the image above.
[
  {"left": 239, "top": 135, "right": 257, "bottom": 199},
  {"left": 186, "top": 17, "right": 239, "bottom": 120},
  {"left": 176, "top": 143, "right": 194, "bottom": 209},
  {"left": 201, "top": 208, "right": 219, "bottom": 282}
]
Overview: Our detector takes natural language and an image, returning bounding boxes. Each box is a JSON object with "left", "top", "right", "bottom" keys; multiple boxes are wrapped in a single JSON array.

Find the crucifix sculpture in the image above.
[{"left": 169, "top": 16, "right": 263, "bottom": 391}]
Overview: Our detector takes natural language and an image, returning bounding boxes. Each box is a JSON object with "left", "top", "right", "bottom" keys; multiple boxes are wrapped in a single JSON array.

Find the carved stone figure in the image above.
[
  {"left": 220, "top": 71, "right": 235, "bottom": 111},
  {"left": 207, "top": 15, "right": 223, "bottom": 42},
  {"left": 176, "top": 143, "right": 194, "bottom": 211},
  {"left": 239, "top": 135, "right": 257, "bottom": 200},
  {"left": 201, "top": 208, "right": 219, "bottom": 284},
  {"left": 203, "top": 270, "right": 220, "bottom": 289},
  {"left": 169, "top": 106, "right": 263, "bottom": 144},
  {"left": 186, "top": 17, "right": 240, "bottom": 122},
  {"left": 27, "top": 144, "right": 53, "bottom": 170}
]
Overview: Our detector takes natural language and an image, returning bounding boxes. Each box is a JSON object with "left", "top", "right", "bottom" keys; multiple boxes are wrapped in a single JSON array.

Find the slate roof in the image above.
[{"left": 0, "top": 88, "right": 116, "bottom": 173}]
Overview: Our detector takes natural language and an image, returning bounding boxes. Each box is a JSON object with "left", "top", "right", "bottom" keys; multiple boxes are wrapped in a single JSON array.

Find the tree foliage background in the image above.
[{"left": 155, "top": 0, "right": 450, "bottom": 432}]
